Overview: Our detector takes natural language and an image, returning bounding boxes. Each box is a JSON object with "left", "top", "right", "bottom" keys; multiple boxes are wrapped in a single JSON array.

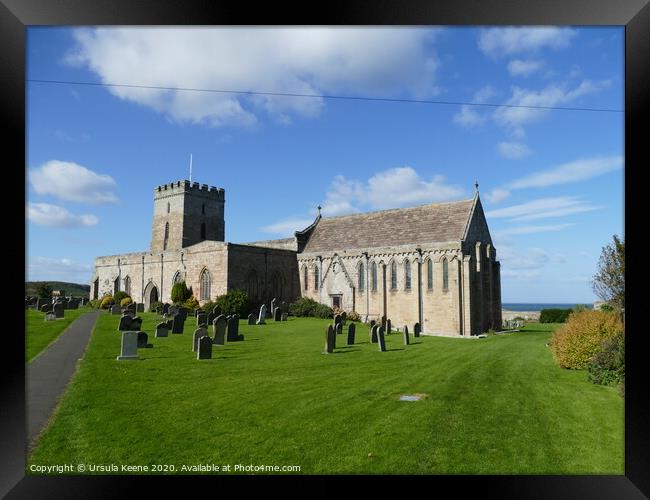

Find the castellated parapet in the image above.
[{"left": 151, "top": 179, "right": 226, "bottom": 253}]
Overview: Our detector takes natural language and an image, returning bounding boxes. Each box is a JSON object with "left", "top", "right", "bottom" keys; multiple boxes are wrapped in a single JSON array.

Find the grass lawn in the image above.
[
  {"left": 27, "top": 314, "right": 623, "bottom": 475},
  {"left": 25, "top": 307, "right": 93, "bottom": 363}
]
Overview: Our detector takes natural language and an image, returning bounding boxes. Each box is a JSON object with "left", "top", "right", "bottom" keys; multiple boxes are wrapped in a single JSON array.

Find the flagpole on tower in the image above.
[{"left": 189, "top": 154, "right": 193, "bottom": 182}]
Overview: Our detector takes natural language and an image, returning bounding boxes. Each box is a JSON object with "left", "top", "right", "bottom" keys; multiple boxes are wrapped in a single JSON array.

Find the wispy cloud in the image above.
[
  {"left": 27, "top": 203, "right": 99, "bottom": 228},
  {"left": 29, "top": 160, "right": 118, "bottom": 204},
  {"left": 478, "top": 27, "right": 578, "bottom": 58},
  {"left": 260, "top": 217, "right": 315, "bottom": 236},
  {"left": 27, "top": 256, "right": 93, "bottom": 283},
  {"left": 486, "top": 196, "right": 604, "bottom": 221},
  {"left": 497, "top": 141, "right": 531, "bottom": 159},
  {"left": 508, "top": 156, "right": 623, "bottom": 189},
  {"left": 485, "top": 188, "right": 511, "bottom": 204},
  {"left": 495, "top": 223, "right": 575, "bottom": 236},
  {"left": 507, "top": 59, "right": 544, "bottom": 77}
]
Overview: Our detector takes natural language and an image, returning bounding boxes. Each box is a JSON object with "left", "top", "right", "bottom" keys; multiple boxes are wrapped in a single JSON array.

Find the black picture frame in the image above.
[{"left": 3, "top": 1, "right": 647, "bottom": 497}]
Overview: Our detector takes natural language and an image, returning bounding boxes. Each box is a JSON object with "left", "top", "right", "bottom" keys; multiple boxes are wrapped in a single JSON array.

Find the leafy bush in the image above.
[
  {"left": 550, "top": 310, "right": 623, "bottom": 369},
  {"left": 99, "top": 295, "right": 115, "bottom": 309},
  {"left": 149, "top": 300, "right": 163, "bottom": 313},
  {"left": 120, "top": 297, "right": 133, "bottom": 307},
  {"left": 313, "top": 303, "right": 334, "bottom": 319},
  {"left": 540, "top": 308, "right": 572, "bottom": 323},
  {"left": 36, "top": 283, "right": 53, "bottom": 299},
  {"left": 113, "top": 291, "right": 130, "bottom": 305},
  {"left": 346, "top": 310, "right": 361, "bottom": 322},
  {"left": 171, "top": 281, "right": 192, "bottom": 304},
  {"left": 87, "top": 299, "right": 102, "bottom": 309},
  {"left": 201, "top": 300, "right": 217, "bottom": 313},
  {"left": 587, "top": 331, "right": 625, "bottom": 386},
  {"left": 183, "top": 296, "right": 200, "bottom": 311},
  {"left": 599, "top": 304, "right": 614, "bottom": 312},
  {"left": 289, "top": 297, "right": 333, "bottom": 319},
  {"left": 215, "top": 290, "right": 250, "bottom": 317}
]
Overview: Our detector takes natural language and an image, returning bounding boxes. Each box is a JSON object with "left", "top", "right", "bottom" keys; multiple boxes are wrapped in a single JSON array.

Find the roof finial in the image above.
[
  {"left": 474, "top": 180, "right": 479, "bottom": 194},
  {"left": 317, "top": 205, "right": 322, "bottom": 216}
]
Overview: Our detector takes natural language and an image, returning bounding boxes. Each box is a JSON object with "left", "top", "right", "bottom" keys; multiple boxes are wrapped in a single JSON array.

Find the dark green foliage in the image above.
[
  {"left": 26, "top": 281, "right": 90, "bottom": 298},
  {"left": 201, "top": 300, "right": 217, "bottom": 313},
  {"left": 149, "top": 301, "right": 163, "bottom": 313},
  {"left": 600, "top": 304, "right": 614, "bottom": 312},
  {"left": 35, "top": 282, "right": 53, "bottom": 299},
  {"left": 540, "top": 308, "right": 572, "bottom": 323},
  {"left": 113, "top": 291, "right": 130, "bottom": 305},
  {"left": 171, "top": 281, "right": 192, "bottom": 304},
  {"left": 587, "top": 332, "right": 625, "bottom": 387},
  {"left": 215, "top": 289, "right": 250, "bottom": 317},
  {"left": 87, "top": 299, "right": 102, "bottom": 309},
  {"left": 289, "top": 297, "right": 333, "bottom": 319}
]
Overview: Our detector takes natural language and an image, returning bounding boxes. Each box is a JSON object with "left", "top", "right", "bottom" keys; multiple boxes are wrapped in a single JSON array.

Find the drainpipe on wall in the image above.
[
  {"left": 318, "top": 255, "right": 323, "bottom": 304},
  {"left": 416, "top": 247, "right": 423, "bottom": 330},
  {"left": 363, "top": 252, "right": 369, "bottom": 322},
  {"left": 141, "top": 255, "right": 145, "bottom": 303}
]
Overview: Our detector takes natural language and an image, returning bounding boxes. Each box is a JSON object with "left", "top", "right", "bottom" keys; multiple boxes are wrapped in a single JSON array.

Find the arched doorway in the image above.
[{"left": 144, "top": 281, "right": 159, "bottom": 311}]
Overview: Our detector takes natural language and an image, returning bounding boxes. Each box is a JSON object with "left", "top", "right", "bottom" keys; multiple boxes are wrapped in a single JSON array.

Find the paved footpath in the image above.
[{"left": 26, "top": 310, "right": 102, "bottom": 449}]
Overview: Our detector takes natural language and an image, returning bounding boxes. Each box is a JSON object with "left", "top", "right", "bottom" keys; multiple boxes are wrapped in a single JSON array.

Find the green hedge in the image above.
[
  {"left": 539, "top": 308, "right": 572, "bottom": 323},
  {"left": 289, "top": 297, "right": 333, "bottom": 319}
]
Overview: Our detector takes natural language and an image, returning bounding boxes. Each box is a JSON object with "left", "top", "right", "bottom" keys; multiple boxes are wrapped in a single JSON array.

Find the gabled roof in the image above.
[{"left": 299, "top": 197, "right": 476, "bottom": 254}]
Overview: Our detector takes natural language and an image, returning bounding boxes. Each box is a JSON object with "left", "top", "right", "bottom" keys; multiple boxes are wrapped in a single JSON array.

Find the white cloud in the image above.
[
  {"left": 507, "top": 59, "right": 544, "bottom": 77},
  {"left": 508, "top": 155, "right": 623, "bottom": 189},
  {"left": 497, "top": 141, "right": 531, "bottom": 159},
  {"left": 485, "top": 196, "right": 603, "bottom": 221},
  {"left": 27, "top": 203, "right": 99, "bottom": 228},
  {"left": 260, "top": 217, "right": 315, "bottom": 237},
  {"left": 495, "top": 223, "right": 575, "bottom": 236},
  {"left": 28, "top": 256, "right": 93, "bottom": 283},
  {"left": 66, "top": 27, "right": 441, "bottom": 127},
  {"left": 29, "top": 160, "right": 118, "bottom": 204},
  {"left": 485, "top": 188, "right": 511, "bottom": 204},
  {"left": 478, "top": 27, "right": 577, "bottom": 58},
  {"left": 453, "top": 105, "right": 486, "bottom": 127}
]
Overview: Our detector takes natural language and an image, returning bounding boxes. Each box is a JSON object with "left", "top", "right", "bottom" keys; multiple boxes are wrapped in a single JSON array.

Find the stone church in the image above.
[{"left": 92, "top": 179, "right": 501, "bottom": 336}]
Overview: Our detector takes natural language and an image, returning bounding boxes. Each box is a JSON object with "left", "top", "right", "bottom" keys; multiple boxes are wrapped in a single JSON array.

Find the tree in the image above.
[
  {"left": 35, "top": 282, "right": 53, "bottom": 299},
  {"left": 592, "top": 235, "right": 624, "bottom": 314},
  {"left": 171, "top": 281, "right": 192, "bottom": 304}
]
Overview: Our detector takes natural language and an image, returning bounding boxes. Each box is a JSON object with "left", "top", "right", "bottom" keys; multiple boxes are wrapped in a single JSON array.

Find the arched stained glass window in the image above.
[{"left": 200, "top": 268, "right": 211, "bottom": 301}]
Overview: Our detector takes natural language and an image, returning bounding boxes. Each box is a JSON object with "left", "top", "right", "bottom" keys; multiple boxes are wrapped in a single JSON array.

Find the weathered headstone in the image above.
[
  {"left": 323, "top": 325, "right": 335, "bottom": 354},
  {"left": 270, "top": 298, "right": 277, "bottom": 316},
  {"left": 53, "top": 302, "right": 64, "bottom": 318},
  {"left": 40, "top": 304, "right": 52, "bottom": 313},
  {"left": 247, "top": 313, "right": 256, "bottom": 325},
  {"left": 341, "top": 312, "right": 347, "bottom": 325},
  {"left": 118, "top": 315, "right": 133, "bottom": 331},
  {"left": 335, "top": 323, "right": 343, "bottom": 335},
  {"left": 280, "top": 301, "right": 288, "bottom": 313},
  {"left": 137, "top": 331, "right": 152, "bottom": 348},
  {"left": 213, "top": 315, "right": 227, "bottom": 345},
  {"left": 227, "top": 315, "right": 244, "bottom": 341},
  {"left": 377, "top": 326, "right": 386, "bottom": 352},
  {"left": 370, "top": 324, "right": 379, "bottom": 343},
  {"left": 274, "top": 307, "right": 282, "bottom": 321},
  {"left": 111, "top": 304, "right": 121, "bottom": 315},
  {"left": 206, "top": 311, "right": 216, "bottom": 326},
  {"left": 197, "top": 335, "right": 213, "bottom": 360},
  {"left": 370, "top": 319, "right": 376, "bottom": 328},
  {"left": 347, "top": 323, "right": 356, "bottom": 345},
  {"left": 162, "top": 303, "right": 170, "bottom": 315},
  {"left": 334, "top": 314, "right": 342, "bottom": 326},
  {"left": 414, "top": 322, "right": 421, "bottom": 338},
  {"left": 44, "top": 313, "right": 56, "bottom": 321},
  {"left": 386, "top": 319, "right": 392, "bottom": 335},
  {"left": 257, "top": 304, "right": 266, "bottom": 325},
  {"left": 212, "top": 305, "right": 222, "bottom": 317},
  {"left": 193, "top": 327, "right": 208, "bottom": 352},
  {"left": 116, "top": 331, "right": 139, "bottom": 361},
  {"left": 403, "top": 325, "right": 410, "bottom": 345},
  {"left": 136, "top": 303, "right": 144, "bottom": 313},
  {"left": 155, "top": 322, "right": 169, "bottom": 338},
  {"left": 281, "top": 312, "right": 288, "bottom": 321},
  {"left": 171, "top": 313, "right": 185, "bottom": 334},
  {"left": 196, "top": 312, "right": 208, "bottom": 327}
]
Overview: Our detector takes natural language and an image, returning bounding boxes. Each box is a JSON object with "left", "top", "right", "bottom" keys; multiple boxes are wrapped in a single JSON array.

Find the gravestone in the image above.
[
  {"left": 111, "top": 304, "right": 121, "bottom": 315},
  {"left": 197, "top": 335, "right": 213, "bottom": 360},
  {"left": 341, "top": 312, "right": 347, "bottom": 325},
  {"left": 80, "top": 298, "right": 86, "bottom": 306},
  {"left": 370, "top": 324, "right": 379, "bottom": 343},
  {"left": 257, "top": 304, "right": 266, "bottom": 325},
  {"left": 155, "top": 322, "right": 169, "bottom": 338},
  {"left": 118, "top": 315, "right": 134, "bottom": 331},
  {"left": 212, "top": 305, "right": 222, "bottom": 317},
  {"left": 403, "top": 325, "right": 410, "bottom": 345},
  {"left": 280, "top": 301, "right": 288, "bottom": 313},
  {"left": 136, "top": 303, "right": 144, "bottom": 313},
  {"left": 414, "top": 322, "right": 421, "bottom": 338},
  {"left": 166, "top": 319, "right": 174, "bottom": 330},
  {"left": 44, "top": 313, "right": 56, "bottom": 321},
  {"left": 334, "top": 314, "right": 342, "bottom": 326},
  {"left": 213, "top": 315, "right": 227, "bottom": 345},
  {"left": 193, "top": 327, "right": 208, "bottom": 352},
  {"left": 274, "top": 307, "right": 282, "bottom": 322},
  {"left": 347, "top": 323, "right": 356, "bottom": 345},
  {"left": 36, "top": 298, "right": 49, "bottom": 310},
  {"left": 196, "top": 312, "right": 208, "bottom": 327},
  {"left": 335, "top": 323, "right": 343, "bottom": 335},
  {"left": 377, "top": 326, "right": 387, "bottom": 352},
  {"left": 207, "top": 311, "right": 216, "bottom": 326},
  {"left": 323, "top": 325, "right": 335, "bottom": 354},
  {"left": 281, "top": 313, "right": 288, "bottom": 321},
  {"left": 370, "top": 319, "right": 376, "bottom": 328},
  {"left": 40, "top": 304, "right": 52, "bottom": 313},
  {"left": 137, "top": 331, "right": 152, "bottom": 348},
  {"left": 162, "top": 303, "right": 170, "bottom": 315},
  {"left": 116, "top": 331, "right": 139, "bottom": 361},
  {"left": 171, "top": 314, "right": 185, "bottom": 334},
  {"left": 247, "top": 313, "right": 256, "bottom": 325},
  {"left": 122, "top": 309, "right": 135, "bottom": 319},
  {"left": 381, "top": 316, "right": 386, "bottom": 329},
  {"left": 227, "top": 315, "right": 244, "bottom": 342},
  {"left": 386, "top": 319, "right": 392, "bottom": 335},
  {"left": 131, "top": 316, "right": 143, "bottom": 330},
  {"left": 53, "top": 303, "right": 64, "bottom": 318},
  {"left": 270, "top": 298, "right": 277, "bottom": 316}
]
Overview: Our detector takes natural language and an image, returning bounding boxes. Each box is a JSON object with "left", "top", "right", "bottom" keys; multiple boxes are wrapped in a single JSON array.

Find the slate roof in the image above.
[{"left": 300, "top": 197, "right": 476, "bottom": 253}]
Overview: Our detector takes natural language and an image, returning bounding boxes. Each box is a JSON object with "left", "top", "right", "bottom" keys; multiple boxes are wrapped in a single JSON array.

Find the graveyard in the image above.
[
  {"left": 25, "top": 306, "right": 90, "bottom": 362},
  {"left": 25, "top": 309, "right": 623, "bottom": 475}
]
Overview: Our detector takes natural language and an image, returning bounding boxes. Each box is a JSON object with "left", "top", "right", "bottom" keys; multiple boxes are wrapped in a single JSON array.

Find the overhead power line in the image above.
[{"left": 27, "top": 78, "right": 624, "bottom": 114}]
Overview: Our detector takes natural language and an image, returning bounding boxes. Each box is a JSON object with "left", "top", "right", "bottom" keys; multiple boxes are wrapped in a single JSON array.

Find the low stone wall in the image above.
[{"left": 501, "top": 309, "right": 540, "bottom": 321}]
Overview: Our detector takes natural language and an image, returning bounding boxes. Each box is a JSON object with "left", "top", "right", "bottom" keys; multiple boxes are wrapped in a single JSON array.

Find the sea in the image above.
[{"left": 502, "top": 303, "right": 593, "bottom": 312}]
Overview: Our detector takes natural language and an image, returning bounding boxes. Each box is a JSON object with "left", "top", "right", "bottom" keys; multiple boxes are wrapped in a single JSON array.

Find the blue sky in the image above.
[{"left": 26, "top": 27, "right": 624, "bottom": 303}]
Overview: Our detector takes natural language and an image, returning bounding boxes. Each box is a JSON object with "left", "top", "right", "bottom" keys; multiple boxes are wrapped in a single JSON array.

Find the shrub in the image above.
[
  {"left": 289, "top": 297, "right": 333, "bottom": 319},
  {"left": 183, "top": 296, "right": 200, "bottom": 311},
  {"left": 87, "top": 299, "right": 102, "bottom": 309},
  {"left": 550, "top": 310, "right": 623, "bottom": 369},
  {"left": 99, "top": 295, "right": 114, "bottom": 309},
  {"left": 201, "top": 300, "right": 217, "bottom": 313},
  {"left": 36, "top": 283, "right": 53, "bottom": 299},
  {"left": 600, "top": 304, "right": 614, "bottom": 312},
  {"left": 313, "top": 303, "right": 334, "bottom": 319},
  {"left": 171, "top": 281, "right": 192, "bottom": 304},
  {"left": 120, "top": 297, "right": 133, "bottom": 307},
  {"left": 149, "top": 300, "right": 163, "bottom": 313},
  {"left": 540, "top": 308, "right": 572, "bottom": 323},
  {"left": 587, "top": 331, "right": 625, "bottom": 386},
  {"left": 215, "top": 290, "right": 250, "bottom": 317},
  {"left": 346, "top": 310, "right": 361, "bottom": 322},
  {"left": 113, "top": 291, "right": 130, "bottom": 305}
]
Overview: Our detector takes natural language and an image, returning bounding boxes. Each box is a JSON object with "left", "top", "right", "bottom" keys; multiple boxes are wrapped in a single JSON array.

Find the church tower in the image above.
[{"left": 150, "top": 180, "right": 225, "bottom": 253}]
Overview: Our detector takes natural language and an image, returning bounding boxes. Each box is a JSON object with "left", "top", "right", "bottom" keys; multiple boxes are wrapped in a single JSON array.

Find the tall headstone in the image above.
[
  {"left": 196, "top": 312, "right": 208, "bottom": 327},
  {"left": 386, "top": 319, "right": 392, "bottom": 335},
  {"left": 323, "top": 325, "right": 335, "bottom": 354},
  {"left": 111, "top": 304, "right": 121, "bottom": 315},
  {"left": 116, "top": 331, "right": 139, "bottom": 361},
  {"left": 213, "top": 315, "right": 227, "bottom": 345},
  {"left": 414, "top": 322, "right": 421, "bottom": 338},
  {"left": 347, "top": 323, "right": 356, "bottom": 345},
  {"left": 270, "top": 298, "right": 277, "bottom": 316},
  {"left": 155, "top": 322, "right": 169, "bottom": 338},
  {"left": 403, "top": 325, "right": 410, "bottom": 345},
  {"left": 136, "top": 303, "right": 145, "bottom": 313},
  {"left": 247, "top": 313, "right": 256, "bottom": 325},
  {"left": 162, "top": 303, "right": 170, "bottom": 316},
  {"left": 257, "top": 304, "right": 266, "bottom": 325},
  {"left": 281, "top": 312, "right": 288, "bottom": 321},
  {"left": 197, "top": 335, "right": 213, "bottom": 360},
  {"left": 53, "top": 302, "right": 64, "bottom": 318},
  {"left": 137, "top": 331, "right": 152, "bottom": 348},
  {"left": 193, "top": 327, "right": 208, "bottom": 352},
  {"left": 212, "top": 305, "right": 222, "bottom": 317},
  {"left": 227, "top": 315, "right": 244, "bottom": 341},
  {"left": 370, "top": 324, "right": 379, "bottom": 343},
  {"left": 274, "top": 307, "right": 282, "bottom": 322},
  {"left": 377, "top": 326, "right": 387, "bottom": 352},
  {"left": 341, "top": 312, "right": 347, "bottom": 325},
  {"left": 370, "top": 319, "right": 376, "bottom": 328},
  {"left": 334, "top": 314, "right": 342, "bottom": 326},
  {"left": 207, "top": 310, "right": 216, "bottom": 326},
  {"left": 335, "top": 323, "right": 343, "bottom": 335},
  {"left": 40, "top": 304, "right": 52, "bottom": 313},
  {"left": 171, "top": 313, "right": 185, "bottom": 334}
]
